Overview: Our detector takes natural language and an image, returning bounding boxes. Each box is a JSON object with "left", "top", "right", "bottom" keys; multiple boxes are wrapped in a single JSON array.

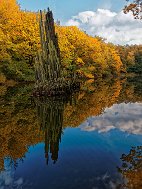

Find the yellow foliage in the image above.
[
  {"left": 0, "top": 0, "right": 125, "bottom": 80},
  {"left": 0, "top": 0, "right": 40, "bottom": 64},
  {"left": 83, "top": 73, "right": 94, "bottom": 79},
  {"left": 56, "top": 25, "right": 124, "bottom": 77},
  {"left": 88, "top": 66, "right": 96, "bottom": 72},
  {"left": 0, "top": 73, "right": 6, "bottom": 84},
  {"left": 76, "top": 57, "right": 85, "bottom": 66}
]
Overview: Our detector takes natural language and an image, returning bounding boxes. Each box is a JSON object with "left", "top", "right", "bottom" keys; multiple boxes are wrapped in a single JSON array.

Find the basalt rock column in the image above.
[
  {"left": 34, "top": 8, "right": 80, "bottom": 97},
  {"left": 35, "top": 8, "right": 63, "bottom": 88}
]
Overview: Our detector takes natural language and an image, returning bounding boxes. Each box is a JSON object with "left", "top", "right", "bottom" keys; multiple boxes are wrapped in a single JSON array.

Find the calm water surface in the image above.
[{"left": 0, "top": 78, "right": 142, "bottom": 189}]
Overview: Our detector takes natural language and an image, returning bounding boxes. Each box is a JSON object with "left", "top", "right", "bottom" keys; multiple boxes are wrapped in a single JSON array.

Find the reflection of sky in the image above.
[
  {"left": 80, "top": 103, "right": 142, "bottom": 135},
  {"left": 7, "top": 127, "right": 141, "bottom": 189},
  {"left": 0, "top": 103, "right": 142, "bottom": 189},
  {"left": 0, "top": 161, "right": 24, "bottom": 189}
]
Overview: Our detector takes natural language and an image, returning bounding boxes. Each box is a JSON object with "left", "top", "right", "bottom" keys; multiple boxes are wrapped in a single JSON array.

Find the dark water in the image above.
[{"left": 0, "top": 78, "right": 142, "bottom": 189}]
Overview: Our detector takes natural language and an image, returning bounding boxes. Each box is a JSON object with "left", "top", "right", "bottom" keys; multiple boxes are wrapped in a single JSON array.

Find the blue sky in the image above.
[
  {"left": 17, "top": 0, "right": 125, "bottom": 22},
  {"left": 17, "top": 0, "right": 142, "bottom": 45}
]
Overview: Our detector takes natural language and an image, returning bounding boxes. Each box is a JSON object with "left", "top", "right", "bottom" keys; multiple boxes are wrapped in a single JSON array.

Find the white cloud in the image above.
[
  {"left": 66, "top": 9, "right": 142, "bottom": 45},
  {"left": 81, "top": 103, "right": 142, "bottom": 135}
]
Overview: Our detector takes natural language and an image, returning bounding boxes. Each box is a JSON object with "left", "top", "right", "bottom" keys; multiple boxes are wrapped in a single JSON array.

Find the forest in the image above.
[{"left": 0, "top": 0, "right": 142, "bottom": 84}]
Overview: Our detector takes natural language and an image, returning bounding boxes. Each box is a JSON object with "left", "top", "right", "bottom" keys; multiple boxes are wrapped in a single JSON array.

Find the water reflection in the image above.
[
  {"left": 0, "top": 165, "right": 24, "bottom": 189},
  {"left": 80, "top": 103, "right": 142, "bottom": 134},
  {"left": 34, "top": 96, "right": 75, "bottom": 164},
  {"left": 118, "top": 146, "right": 142, "bottom": 188},
  {"left": 0, "top": 77, "right": 142, "bottom": 188}
]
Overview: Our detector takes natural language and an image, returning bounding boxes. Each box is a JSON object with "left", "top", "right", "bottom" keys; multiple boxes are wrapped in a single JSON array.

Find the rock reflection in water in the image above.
[{"left": 34, "top": 96, "right": 76, "bottom": 164}]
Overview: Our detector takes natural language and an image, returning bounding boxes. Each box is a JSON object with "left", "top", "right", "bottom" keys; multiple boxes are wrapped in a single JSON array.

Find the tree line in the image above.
[{"left": 0, "top": 0, "right": 141, "bottom": 83}]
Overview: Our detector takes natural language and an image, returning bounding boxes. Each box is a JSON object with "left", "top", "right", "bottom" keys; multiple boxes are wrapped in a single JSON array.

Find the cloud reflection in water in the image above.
[{"left": 81, "top": 103, "right": 142, "bottom": 135}]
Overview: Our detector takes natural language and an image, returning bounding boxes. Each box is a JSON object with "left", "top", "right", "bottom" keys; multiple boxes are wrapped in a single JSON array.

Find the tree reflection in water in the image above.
[
  {"left": 118, "top": 146, "right": 142, "bottom": 189},
  {"left": 0, "top": 77, "right": 142, "bottom": 172},
  {"left": 34, "top": 95, "right": 77, "bottom": 164}
]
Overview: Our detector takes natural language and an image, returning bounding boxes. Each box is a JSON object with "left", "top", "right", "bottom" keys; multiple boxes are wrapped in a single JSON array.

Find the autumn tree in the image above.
[
  {"left": 118, "top": 146, "right": 142, "bottom": 188},
  {"left": 56, "top": 26, "right": 124, "bottom": 78},
  {"left": 0, "top": 0, "right": 40, "bottom": 63},
  {"left": 124, "top": 0, "right": 142, "bottom": 19},
  {"left": 117, "top": 45, "right": 142, "bottom": 74}
]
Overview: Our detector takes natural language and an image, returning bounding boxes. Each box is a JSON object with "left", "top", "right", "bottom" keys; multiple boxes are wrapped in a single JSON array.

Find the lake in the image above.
[{"left": 0, "top": 77, "right": 142, "bottom": 189}]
